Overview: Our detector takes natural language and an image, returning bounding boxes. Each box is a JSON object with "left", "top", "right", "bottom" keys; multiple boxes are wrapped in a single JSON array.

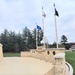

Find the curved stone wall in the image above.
[
  {"left": 21, "top": 51, "right": 54, "bottom": 63},
  {"left": 21, "top": 48, "right": 65, "bottom": 63},
  {"left": 21, "top": 48, "right": 66, "bottom": 75}
]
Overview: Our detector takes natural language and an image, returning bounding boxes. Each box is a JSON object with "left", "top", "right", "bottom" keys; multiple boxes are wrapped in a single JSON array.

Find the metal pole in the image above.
[
  {"left": 42, "top": 7, "right": 45, "bottom": 49},
  {"left": 54, "top": 4, "right": 58, "bottom": 48},
  {"left": 36, "top": 23, "right": 38, "bottom": 50}
]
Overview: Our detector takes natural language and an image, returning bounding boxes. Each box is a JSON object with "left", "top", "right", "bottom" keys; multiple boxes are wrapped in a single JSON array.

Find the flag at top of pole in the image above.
[
  {"left": 54, "top": 3, "right": 59, "bottom": 17},
  {"left": 43, "top": 12, "right": 46, "bottom": 18},
  {"left": 55, "top": 8, "right": 59, "bottom": 16},
  {"left": 37, "top": 25, "right": 42, "bottom": 30},
  {"left": 42, "top": 7, "right": 46, "bottom": 18}
]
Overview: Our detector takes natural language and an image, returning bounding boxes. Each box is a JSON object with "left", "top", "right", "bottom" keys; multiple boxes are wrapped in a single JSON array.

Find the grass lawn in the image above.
[
  {"left": 65, "top": 51, "right": 75, "bottom": 75},
  {"left": 3, "top": 51, "right": 75, "bottom": 75},
  {"left": 3, "top": 53, "right": 20, "bottom": 57}
]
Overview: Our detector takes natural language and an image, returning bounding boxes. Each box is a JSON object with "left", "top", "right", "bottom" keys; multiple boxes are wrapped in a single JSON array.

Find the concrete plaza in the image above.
[{"left": 0, "top": 57, "right": 53, "bottom": 75}]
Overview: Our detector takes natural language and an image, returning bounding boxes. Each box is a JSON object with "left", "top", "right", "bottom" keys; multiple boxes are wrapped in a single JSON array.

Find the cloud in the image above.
[{"left": 0, "top": 0, "right": 75, "bottom": 43}]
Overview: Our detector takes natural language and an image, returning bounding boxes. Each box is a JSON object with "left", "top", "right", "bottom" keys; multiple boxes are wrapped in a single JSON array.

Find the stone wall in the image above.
[
  {"left": 21, "top": 48, "right": 65, "bottom": 64},
  {"left": 21, "top": 49, "right": 56, "bottom": 75},
  {"left": 0, "top": 44, "right": 3, "bottom": 62},
  {"left": 21, "top": 48, "right": 65, "bottom": 75},
  {"left": 21, "top": 51, "right": 53, "bottom": 63}
]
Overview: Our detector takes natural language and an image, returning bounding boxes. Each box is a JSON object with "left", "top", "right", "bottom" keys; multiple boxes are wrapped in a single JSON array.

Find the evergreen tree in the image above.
[
  {"left": 16, "top": 32, "right": 24, "bottom": 52},
  {"left": 60, "top": 35, "right": 68, "bottom": 47},
  {"left": 8, "top": 31, "right": 17, "bottom": 52},
  {"left": 0, "top": 29, "right": 9, "bottom": 52},
  {"left": 0, "top": 26, "right": 43, "bottom": 52},
  {"left": 53, "top": 41, "right": 56, "bottom": 48},
  {"left": 22, "top": 27, "right": 33, "bottom": 50},
  {"left": 60, "top": 35, "right": 67, "bottom": 44}
]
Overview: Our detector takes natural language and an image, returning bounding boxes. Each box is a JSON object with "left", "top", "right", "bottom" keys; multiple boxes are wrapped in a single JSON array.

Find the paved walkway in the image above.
[{"left": 0, "top": 57, "right": 53, "bottom": 75}]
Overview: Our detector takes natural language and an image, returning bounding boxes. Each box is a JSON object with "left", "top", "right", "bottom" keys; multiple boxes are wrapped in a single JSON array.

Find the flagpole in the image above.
[
  {"left": 36, "top": 23, "right": 38, "bottom": 50},
  {"left": 42, "top": 7, "right": 45, "bottom": 49},
  {"left": 54, "top": 4, "right": 58, "bottom": 48}
]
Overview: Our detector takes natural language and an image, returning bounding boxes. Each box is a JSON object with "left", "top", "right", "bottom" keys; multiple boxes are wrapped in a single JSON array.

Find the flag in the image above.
[
  {"left": 37, "top": 25, "right": 42, "bottom": 30},
  {"left": 55, "top": 8, "right": 59, "bottom": 17},
  {"left": 42, "top": 12, "right": 46, "bottom": 18}
]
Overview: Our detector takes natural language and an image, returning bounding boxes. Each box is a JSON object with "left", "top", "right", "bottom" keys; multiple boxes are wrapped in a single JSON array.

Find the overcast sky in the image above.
[{"left": 0, "top": 0, "right": 75, "bottom": 44}]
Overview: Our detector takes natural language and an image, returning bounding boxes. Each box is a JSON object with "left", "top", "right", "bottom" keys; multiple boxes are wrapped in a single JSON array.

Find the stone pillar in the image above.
[
  {"left": 0, "top": 43, "right": 3, "bottom": 62},
  {"left": 54, "top": 53, "right": 66, "bottom": 75}
]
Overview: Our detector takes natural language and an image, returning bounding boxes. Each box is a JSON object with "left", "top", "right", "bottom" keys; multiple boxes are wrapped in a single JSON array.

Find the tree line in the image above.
[
  {"left": 50, "top": 35, "right": 75, "bottom": 49},
  {"left": 0, "top": 27, "right": 43, "bottom": 53},
  {"left": 0, "top": 26, "right": 74, "bottom": 53}
]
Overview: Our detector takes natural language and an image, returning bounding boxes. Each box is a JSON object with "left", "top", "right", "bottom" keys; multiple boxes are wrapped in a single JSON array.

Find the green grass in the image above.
[
  {"left": 65, "top": 51, "right": 75, "bottom": 75},
  {"left": 3, "top": 52, "right": 75, "bottom": 75},
  {"left": 3, "top": 53, "right": 20, "bottom": 57}
]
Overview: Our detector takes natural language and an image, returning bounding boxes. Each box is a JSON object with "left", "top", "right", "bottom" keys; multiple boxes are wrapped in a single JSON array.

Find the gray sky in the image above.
[{"left": 0, "top": 0, "right": 75, "bottom": 44}]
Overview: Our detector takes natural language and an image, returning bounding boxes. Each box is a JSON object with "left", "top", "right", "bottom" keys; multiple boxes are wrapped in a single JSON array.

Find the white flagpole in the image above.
[
  {"left": 36, "top": 23, "right": 38, "bottom": 50},
  {"left": 42, "top": 7, "right": 45, "bottom": 49},
  {"left": 54, "top": 4, "right": 58, "bottom": 48}
]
